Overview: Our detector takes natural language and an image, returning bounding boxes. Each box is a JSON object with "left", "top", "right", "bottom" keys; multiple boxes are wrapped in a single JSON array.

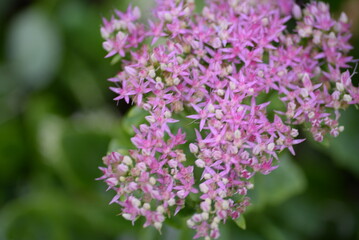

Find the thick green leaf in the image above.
[
  {"left": 327, "top": 108, "right": 359, "bottom": 177},
  {"left": 248, "top": 153, "right": 306, "bottom": 211},
  {"left": 234, "top": 215, "right": 246, "bottom": 230},
  {"left": 122, "top": 106, "right": 148, "bottom": 135}
]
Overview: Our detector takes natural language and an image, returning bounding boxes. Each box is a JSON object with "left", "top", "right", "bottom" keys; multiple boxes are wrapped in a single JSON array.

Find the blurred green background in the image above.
[{"left": 0, "top": 0, "right": 359, "bottom": 239}]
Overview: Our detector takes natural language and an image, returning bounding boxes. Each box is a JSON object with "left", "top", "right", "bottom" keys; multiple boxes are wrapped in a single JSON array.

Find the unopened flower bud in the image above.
[
  {"left": 215, "top": 109, "right": 223, "bottom": 119},
  {"left": 164, "top": 110, "right": 172, "bottom": 118},
  {"left": 207, "top": 103, "right": 215, "bottom": 113},
  {"left": 201, "top": 212, "right": 209, "bottom": 220},
  {"left": 221, "top": 200, "right": 229, "bottom": 210},
  {"left": 203, "top": 173, "right": 211, "bottom": 180},
  {"left": 157, "top": 205, "right": 165, "bottom": 214},
  {"left": 343, "top": 94, "right": 352, "bottom": 102},
  {"left": 123, "top": 156, "right": 132, "bottom": 165},
  {"left": 149, "top": 177, "right": 156, "bottom": 185},
  {"left": 168, "top": 198, "right": 176, "bottom": 206},
  {"left": 292, "top": 4, "right": 302, "bottom": 19},
  {"left": 267, "top": 142, "right": 275, "bottom": 151},
  {"left": 291, "top": 128, "right": 299, "bottom": 137},
  {"left": 308, "top": 112, "right": 315, "bottom": 119},
  {"left": 217, "top": 89, "right": 225, "bottom": 96},
  {"left": 148, "top": 69, "right": 156, "bottom": 78},
  {"left": 164, "top": 12, "right": 172, "bottom": 22},
  {"left": 336, "top": 82, "right": 344, "bottom": 92},
  {"left": 177, "top": 190, "right": 186, "bottom": 198},
  {"left": 200, "top": 183, "right": 209, "bottom": 193},
  {"left": 190, "top": 143, "right": 199, "bottom": 154},
  {"left": 154, "top": 222, "right": 162, "bottom": 230},
  {"left": 339, "top": 12, "right": 348, "bottom": 23},
  {"left": 195, "top": 159, "right": 205, "bottom": 168},
  {"left": 187, "top": 219, "right": 195, "bottom": 227}
]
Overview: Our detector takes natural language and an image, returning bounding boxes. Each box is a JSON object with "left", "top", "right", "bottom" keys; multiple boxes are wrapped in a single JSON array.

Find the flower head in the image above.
[{"left": 98, "top": 0, "right": 357, "bottom": 239}]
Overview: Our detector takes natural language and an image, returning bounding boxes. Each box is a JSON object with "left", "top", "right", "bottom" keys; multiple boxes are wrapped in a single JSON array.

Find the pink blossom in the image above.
[{"left": 98, "top": 0, "right": 357, "bottom": 239}]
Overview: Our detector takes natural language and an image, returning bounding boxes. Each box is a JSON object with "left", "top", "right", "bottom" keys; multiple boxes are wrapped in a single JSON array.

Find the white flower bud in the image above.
[
  {"left": 308, "top": 112, "right": 315, "bottom": 119},
  {"left": 343, "top": 94, "right": 352, "bottom": 102},
  {"left": 149, "top": 177, "right": 156, "bottom": 185},
  {"left": 148, "top": 69, "right": 156, "bottom": 78},
  {"left": 229, "top": 81, "right": 236, "bottom": 90},
  {"left": 143, "top": 203, "right": 151, "bottom": 210},
  {"left": 215, "top": 110, "right": 223, "bottom": 119},
  {"left": 164, "top": 110, "right": 172, "bottom": 118},
  {"left": 160, "top": 63, "right": 167, "bottom": 70},
  {"left": 177, "top": 190, "right": 186, "bottom": 199},
  {"left": 234, "top": 129, "right": 241, "bottom": 139},
  {"left": 211, "top": 221, "right": 219, "bottom": 229},
  {"left": 300, "top": 88, "right": 309, "bottom": 98},
  {"left": 157, "top": 205, "right": 165, "bottom": 214},
  {"left": 123, "top": 156, "right": 132, "bottom": 165},
  {"left": 336, "top": 82, "right": 344, "bottom": 92},
  {"left": 173, "top": 77, "right": 180, "bottom": 85},
  {"left": 190, "top": 143, "right": 199, "bottom": 154},
  {"left": 176, "top": 56, "right": 184, "bottom": 64},
  {"left": 217, "top": 89, "right": 225, "bottom": 96},
  {"left": 122, "top": 213, "right": 132, "bottom": 220},
  {"left": 213, "top": 216, "right": 220, "bottom": 223},
  {"left": 267, "top": 142, "right": 275, "bottom": 151},
  {"left": 168, "top": 198, "right": 176, "bottom": 206},
  {"left": 339, "top": 126, "right": 345, "bottom": 132},
  {"left": 201, "top": 212, "right": 209, "bottom": 220},
  {"left": 247, "top": 182, "right": 254, "bottom": 189},
  {"left": 131, "top": 197, "right": 141, "bottom": 207},
  {"left": 203, "top": 173, "right": 211, "bottom": 180},
  {"left": 154, "top": 222, "right": 162, "bottom": 230},
  {"left": 151, "top": 53, "right": 157, "bottom": 63},
  {"left": 145, "top": 115, "right": 156, "bottom": 123},
  {"left": 199, "top": 183, "right": 209, "bottom": 193},
  {"left": 221, "top": 200, "right": 229, "bottom": 210},
  {"left": 291, "top": 128, "right": 299, "bottom": 137},
  {"left": 257, "top": 70, "right": 264, "bottom": 78},
  {"left": 207, "top": 103, "right": 215, "bottom": 113},
  {"left": 340, "top": 12, "right": 348, "bottom": 23},
  {"left": 187, "top": 219, "right": 195, "bottom": 227},
  {"left": 195, "top": 159, "right": 205, "bottom": 168},
  {"left": 261, "top": 17, "right": 269, "bottom": 26},
  {"left": 164, "top": 12, "right": 172, "bottom": 22}
]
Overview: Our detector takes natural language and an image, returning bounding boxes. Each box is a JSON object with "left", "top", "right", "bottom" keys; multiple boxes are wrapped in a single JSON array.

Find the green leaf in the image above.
[
  {"left": 122, "top": 106, "right": 148, "bottom": 135},
  {"left": 234, "top": 215, "right": 246, "bottom": 230},
  {"left": 6, "top": 7, "right": 62, "bottom": 89},
  {"left": 326, "top": 108, "right": 359, "bottom": 177},
  {"left": 248, "top": 153, "right": 306, "bottom": 211}
]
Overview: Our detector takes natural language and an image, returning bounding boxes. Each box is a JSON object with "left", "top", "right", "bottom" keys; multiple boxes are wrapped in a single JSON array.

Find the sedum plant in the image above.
[{"left": 97, "top": 0, "right": 358, "bottom": 239}]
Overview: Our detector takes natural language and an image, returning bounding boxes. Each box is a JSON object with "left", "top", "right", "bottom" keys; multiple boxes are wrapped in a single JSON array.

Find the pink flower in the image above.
[{"left": 98, "top": 0, "right": 357, "bottom": 239}]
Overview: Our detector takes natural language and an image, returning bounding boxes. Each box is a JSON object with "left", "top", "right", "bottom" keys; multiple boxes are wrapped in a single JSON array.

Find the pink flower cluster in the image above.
[{"left": 98, "top": 0, "right": 357, "bottom": 239}]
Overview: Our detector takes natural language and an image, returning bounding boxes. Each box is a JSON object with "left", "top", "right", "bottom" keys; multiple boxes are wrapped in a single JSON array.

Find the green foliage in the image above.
[
  {"left": 234, "top": 215, "right": 246, "bottom": 230},
  {"left": 248, "top": 154, "right": 307, "bottom": 211},
  {"left": 6, "top": 7, "right": 62, "bottom": 89}
]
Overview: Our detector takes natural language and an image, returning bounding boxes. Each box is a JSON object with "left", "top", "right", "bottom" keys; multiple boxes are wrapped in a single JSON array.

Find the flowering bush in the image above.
[{"left": 98, "top": 0, "right": 357, "bottom": 239}]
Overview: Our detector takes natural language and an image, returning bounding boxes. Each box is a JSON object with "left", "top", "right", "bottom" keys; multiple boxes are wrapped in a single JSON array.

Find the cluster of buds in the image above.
[{"left": 98, "top": 0, "right": 357, "bottom": 239}]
